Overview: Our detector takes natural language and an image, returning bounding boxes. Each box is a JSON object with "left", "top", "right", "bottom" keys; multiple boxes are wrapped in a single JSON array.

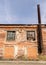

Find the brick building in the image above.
[{"left": 0, "top": 24, "right": 46, "bottom": 59}]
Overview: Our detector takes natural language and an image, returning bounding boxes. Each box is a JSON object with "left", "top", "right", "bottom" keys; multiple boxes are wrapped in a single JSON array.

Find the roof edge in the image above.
[{"left": 0, "top": 24, "right": 46, "bottom": 26}]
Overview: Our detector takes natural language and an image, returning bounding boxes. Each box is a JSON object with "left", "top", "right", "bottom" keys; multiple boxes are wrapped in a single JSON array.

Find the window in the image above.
[
  {"left": 7, "top": 31, "right": 15, "bottom": 41},
  {"left": 27, "top": 31, "right": 35, "bottom": 41}
]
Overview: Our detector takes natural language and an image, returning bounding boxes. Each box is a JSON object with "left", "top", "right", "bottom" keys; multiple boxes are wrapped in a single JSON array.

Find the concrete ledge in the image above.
[
  {"left": 0, "top": 61, "right": 46, "bottom": 63},
  {"left": 0, "top": 61, "right": 46, "bottom": 65}
]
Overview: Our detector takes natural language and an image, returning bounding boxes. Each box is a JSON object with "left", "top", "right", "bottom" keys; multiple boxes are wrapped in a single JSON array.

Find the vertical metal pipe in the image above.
[
  {"left": 37, "top": 5, "right": 41, "bottom": 24},
  {"left": 37, "top": 4, "right": 43, "bottom": 54}
]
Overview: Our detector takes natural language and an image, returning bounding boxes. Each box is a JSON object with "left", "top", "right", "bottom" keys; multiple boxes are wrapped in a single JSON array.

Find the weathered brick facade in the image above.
[{"left": 0, "top": 24, "right": 46, "bottom": 59}]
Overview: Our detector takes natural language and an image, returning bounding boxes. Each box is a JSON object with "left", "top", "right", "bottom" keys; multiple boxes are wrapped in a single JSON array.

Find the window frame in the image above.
[
  {"left": 27, "top": 31, "right": 36, "bottom": 41},
  {"left": 6, "top": 31, "right": 16, "bottom": 41}
]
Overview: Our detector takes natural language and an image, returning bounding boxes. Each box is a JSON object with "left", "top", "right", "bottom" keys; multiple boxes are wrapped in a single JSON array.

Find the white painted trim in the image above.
[{"left": 14, "top": 45, "right": 18, "bottom": 58}]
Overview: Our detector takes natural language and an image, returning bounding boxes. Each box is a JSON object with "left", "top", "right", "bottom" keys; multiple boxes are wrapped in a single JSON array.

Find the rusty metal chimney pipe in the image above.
[
  {"left": 37, "top": 4, "right": 41, "bottom": 24},
  {"left": 37, "top": 4, "right": 43, "bottom": 54}
]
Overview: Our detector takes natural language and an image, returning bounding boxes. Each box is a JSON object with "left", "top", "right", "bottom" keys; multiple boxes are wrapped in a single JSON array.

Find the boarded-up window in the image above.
[
  {"left": 27, "top": 31, "right": 35, "bottom": 41},
  {"left": 4, "top": 45, "right": 14, "bottom": 58},
  {"left": 7, "top": 31, "right": 15, "bottom": 41},
  {"left": 0, "top": 48, "right": 3, "bottom": 58}
]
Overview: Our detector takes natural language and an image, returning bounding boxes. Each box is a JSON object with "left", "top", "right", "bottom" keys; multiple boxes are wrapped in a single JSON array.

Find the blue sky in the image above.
[{"left": 0, "top": 0, "right": 46, "bottom": 24}]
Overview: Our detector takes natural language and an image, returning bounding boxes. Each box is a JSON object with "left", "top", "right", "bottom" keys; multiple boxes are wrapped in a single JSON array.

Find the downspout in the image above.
[{"left": 37, "top": 4, "right": 43, "bottom": 54}]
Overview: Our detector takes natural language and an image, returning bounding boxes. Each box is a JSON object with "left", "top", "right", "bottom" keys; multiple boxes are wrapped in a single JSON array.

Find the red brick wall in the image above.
[
  {"left": 42, "top": 28, "right": 46, "bottom": 54},
  {"left": 0, "top": 25, "right": 46, "bottom": 59}
]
